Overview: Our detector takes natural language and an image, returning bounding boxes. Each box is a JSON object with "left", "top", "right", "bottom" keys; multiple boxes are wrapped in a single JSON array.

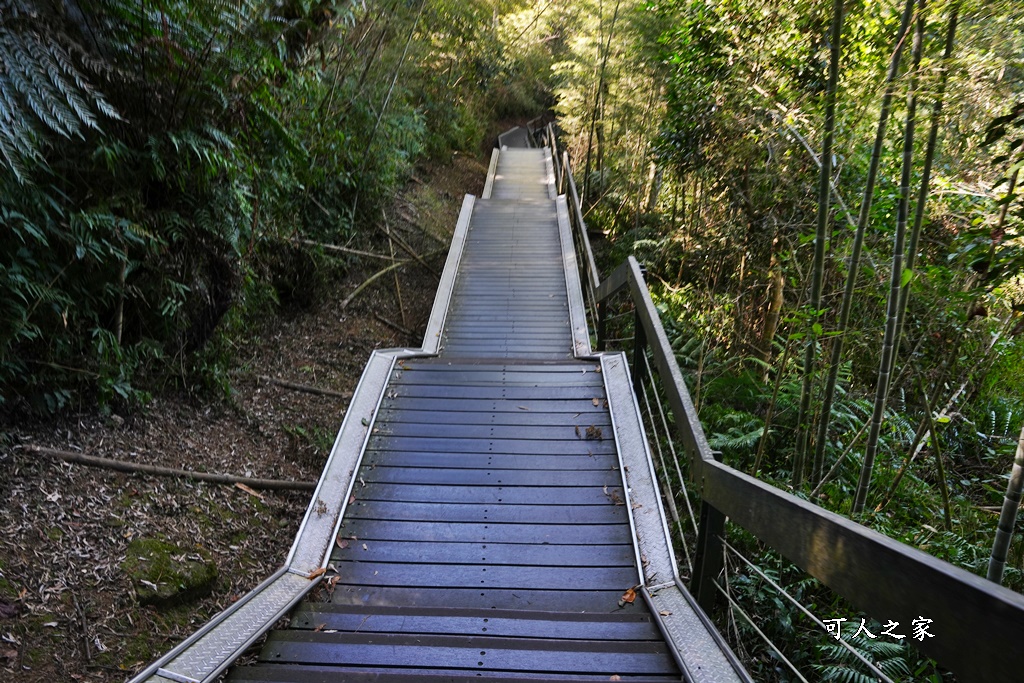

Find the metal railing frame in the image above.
[{"left": 545, "top": 122, "right": 1024, "bottom": 683}]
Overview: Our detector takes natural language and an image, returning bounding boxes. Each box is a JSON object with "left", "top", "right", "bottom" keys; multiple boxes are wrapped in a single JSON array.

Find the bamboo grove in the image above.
[
  {"left": 556, "top": 2, "right": 1023, "bottom": 537},
  {"left": 542, "top": 0, "right": 1024, "bottom": 678}
]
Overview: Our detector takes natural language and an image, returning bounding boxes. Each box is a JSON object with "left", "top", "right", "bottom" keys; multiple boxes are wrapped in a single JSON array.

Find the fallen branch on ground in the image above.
[
  {"left": 341, "top": 248, "right": 446, "bottom": 309},
  {"left": 23, "top": 446, "right": 316, "bottom": 491},
  {"left": 381, "top": 214, "right": 440, "bottom": 277},
  {"left": 373, "top": 312, "right": 414, "bottom": 337},
  {"left": 258, "top": 375, "right": 352, "bottom": 399},
  {"left": 396, "top": 210, "right": 446, "bottom": 245},
  {"left": 296, "top": 238, "right": 395, "bottom": 261}
]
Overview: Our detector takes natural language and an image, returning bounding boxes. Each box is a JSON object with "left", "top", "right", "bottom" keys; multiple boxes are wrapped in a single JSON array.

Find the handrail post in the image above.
[
  {"left": 632, "top": 308, "right": 647, "bottom": 397},
  {"left": 547, "top": 122, "right": 562, "bottom": 192},
  {"left": 630, "top": 264, "right": 648, "bottom": 393},
  {"left": 692, "top": 450, "right": 726, "bottom": 614}
]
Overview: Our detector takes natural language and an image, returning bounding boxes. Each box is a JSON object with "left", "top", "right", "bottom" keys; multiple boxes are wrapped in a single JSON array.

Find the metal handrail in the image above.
[{"left": 553, "top": 128, "right": 1024, "bottom": 683}]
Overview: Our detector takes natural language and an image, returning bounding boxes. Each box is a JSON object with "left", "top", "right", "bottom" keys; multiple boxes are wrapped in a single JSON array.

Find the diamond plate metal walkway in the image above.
[{"left": 131, "top": 134, "right": 748, "bottom": 683}]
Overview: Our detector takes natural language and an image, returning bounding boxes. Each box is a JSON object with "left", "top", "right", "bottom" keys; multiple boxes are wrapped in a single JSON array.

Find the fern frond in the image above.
[
  {"left": 42, "top": 48, "right": 100, "bottom": 131},
  {"left": 0, "top": 3, "right": 120, "bottom": 177}
]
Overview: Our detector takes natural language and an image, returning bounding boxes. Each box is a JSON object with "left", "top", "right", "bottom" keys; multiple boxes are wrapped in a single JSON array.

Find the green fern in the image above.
[
  {"left": 815, "top": 635, "right": 913, "bottom": 683},
  {"left": 708, "top": 411, "right": 765, "bottom": 453},
  {"left": 0, "top": 1, "right": 120, "bottom": 181}
]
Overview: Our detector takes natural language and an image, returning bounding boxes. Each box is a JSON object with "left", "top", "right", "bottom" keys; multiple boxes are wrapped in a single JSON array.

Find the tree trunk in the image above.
[
  {"left": 812, "top": 0, "right": 917, "bottom": 488},
  {"left": 761, "top": 260, "right": 785, "bottom": 369},
  {"left": 853, "top": 0, "right": 927, "bottom": 514},
  {"left": 920, "top": 378, "right": 953, "bottom": 530},
  {"left": 584, "top": 0, "right": 621, "bottom": 205},
  {"left": 988, "top": 422, "right": 1024, "bottom": 584},
  {"left": 794, "top": 0, "right": 844, "bottom": 485},
  {"left": 646, "top": 161, "right": 663, "bottom": 213}
]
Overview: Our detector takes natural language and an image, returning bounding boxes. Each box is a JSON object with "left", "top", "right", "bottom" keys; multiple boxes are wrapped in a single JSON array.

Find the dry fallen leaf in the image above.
[
  {"left": 308, "top": 567, "right": 327, "bottom": 580},
  {"left": 575, "top": 425, "right": 582, "bottom": 438},
  {"left": 0, "top": 648, "right": 17, "bottom": 662},
  {"left": 336, "top": 538, "right": 349, "bottom": 550},
  {"left": 604, "top": 486, "right": 625, "bottom": 506},
  {"left": 659, "top": 610, "right": 672, "bottom": 617},
  {"left": 517, "top": 405, "right": 530, "bottom": 411},
  {"left": 592, "top": 397, "right": 600, "bottom": 406},
  {"left": 348, "top": 494, "right": 356, "bottom": 505},
  {"left": 313, "top": 623, "right": 327, "bottom": 632},
  {"left": 610, "top": 677, "right": 621, "bottom": 681},
  {"left": 620, "top": 587, "right": 637, "bottom": 605}
]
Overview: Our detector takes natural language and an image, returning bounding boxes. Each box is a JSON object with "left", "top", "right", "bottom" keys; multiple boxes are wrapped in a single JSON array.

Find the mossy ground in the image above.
[{"left": 121, "top": 538, "right": 218, "bottom": 608}]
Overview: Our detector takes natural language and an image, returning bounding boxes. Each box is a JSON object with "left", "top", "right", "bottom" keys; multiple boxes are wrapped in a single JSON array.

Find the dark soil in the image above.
[{"left": 0, "top": 151, "right": 488, "bottom": 682}]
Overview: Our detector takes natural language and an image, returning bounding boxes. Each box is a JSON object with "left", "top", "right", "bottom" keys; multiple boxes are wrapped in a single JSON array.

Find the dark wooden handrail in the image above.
[{"left": 552, "top": 128, "right": 1024, "bottom": 683}]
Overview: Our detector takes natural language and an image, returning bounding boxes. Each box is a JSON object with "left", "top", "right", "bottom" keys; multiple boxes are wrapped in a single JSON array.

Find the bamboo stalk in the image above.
[
  {"left": 920, "top": 378, "right": 953, "bottom": 530},
  {"left": 893, "top": 2, "right": 961, "bottom": 364},
  {"left": 813, "top": 0, "right": 917, "bottom": 490},
  {"left": 752, "top": 339, "right": 793, "bottom": 478},
  {"left": 853, "top": 0, "right": 928, "bottom": 515},
  {"left": 795, "top": 0, "right": 845, "bottom": 485},
  {"left": 988, "top": 423, "right": 1024, "bottom": 583}
]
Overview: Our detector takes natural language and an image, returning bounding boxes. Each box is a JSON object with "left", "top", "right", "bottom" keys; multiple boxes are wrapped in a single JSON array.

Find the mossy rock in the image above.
[{"left": 122, "top": 538, "right": 218, "bottom": 608}]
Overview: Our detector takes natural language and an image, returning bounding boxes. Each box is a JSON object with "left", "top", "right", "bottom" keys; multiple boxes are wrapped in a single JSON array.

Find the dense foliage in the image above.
[{"left": 0, "top": 0, "right": 550, "bottom": 414}]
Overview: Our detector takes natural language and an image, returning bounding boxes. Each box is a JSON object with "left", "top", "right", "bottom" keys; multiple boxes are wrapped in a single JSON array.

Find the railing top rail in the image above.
[{"left": 562, "top": 151, "right": 601, "bottom": 293}]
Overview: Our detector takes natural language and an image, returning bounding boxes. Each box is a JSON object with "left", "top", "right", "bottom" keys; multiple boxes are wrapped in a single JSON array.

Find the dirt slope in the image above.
[{"left": 0, "top": 152, "right": 487, "bottom": 683}]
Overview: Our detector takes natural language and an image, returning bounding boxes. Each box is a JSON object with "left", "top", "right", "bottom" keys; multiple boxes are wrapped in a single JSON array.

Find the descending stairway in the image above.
[
  {"left": 229, "top": 142, "right": 687, "bottom": 681},
  {"left": 133, "top": 132, "right": 748, "bottom": 683}
]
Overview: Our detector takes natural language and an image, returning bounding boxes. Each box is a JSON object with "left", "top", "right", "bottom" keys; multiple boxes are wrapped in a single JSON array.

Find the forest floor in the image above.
[{"left": 0, "top": 146, "right": 492, "bottom": 682}]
